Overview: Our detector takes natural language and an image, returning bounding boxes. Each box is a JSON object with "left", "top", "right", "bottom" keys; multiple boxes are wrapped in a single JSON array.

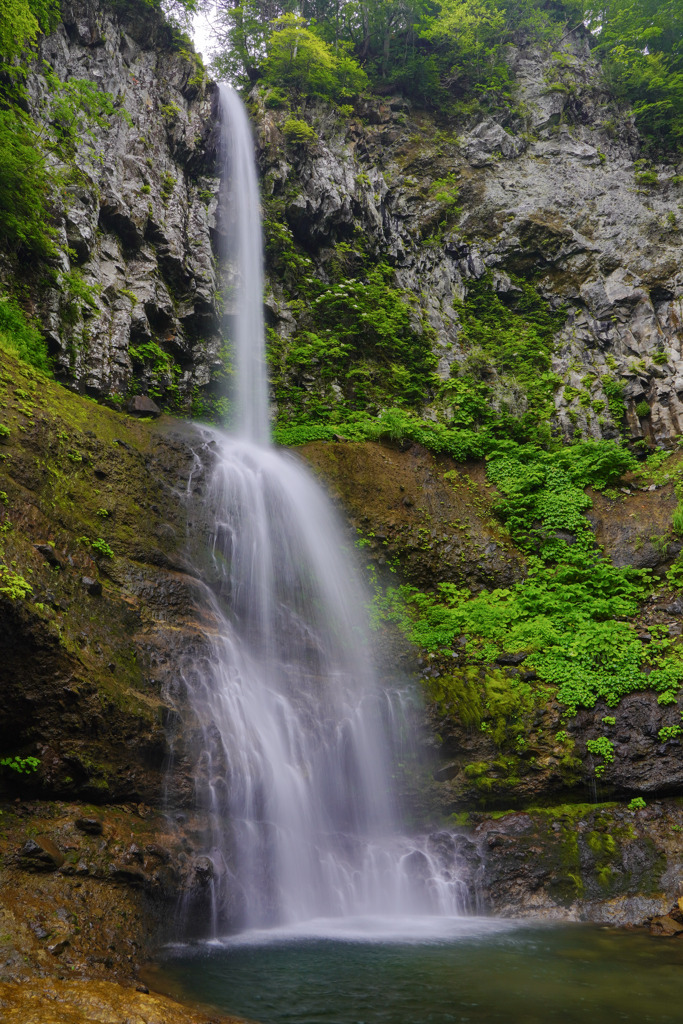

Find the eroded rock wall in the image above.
[
  {"left": 254, "top": 30, "right": 683, "bottom": 442},
  {"left": 23, "top": 0, "right": 222, "bottom": 410}
]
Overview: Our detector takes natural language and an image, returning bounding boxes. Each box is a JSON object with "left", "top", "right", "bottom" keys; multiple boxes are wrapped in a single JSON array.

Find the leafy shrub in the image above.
[
  {"left": 429, "top": 173, "right": 461, "bottom": 220},
  {"left": 658, "top": 725, "right": 682, "bottom": 741},
  {"left": 0, "top": 566, "right": 33, "bottom": 600},
  {"left": 264, "top": 15, "right": 367, "bottom": 100},
  {"left": 269, "top": 260, "right": 438, "bottom": 418},
  {"left": 91, "top": 538, "right": 114, "bottom": 558},
  {"left": 627, "top": 796, "right": 646, "bottom": 811},
  {"left": 264, "top": 87, "right": 289, "bottom": 109},
  {"left": 371, "top": 432, "right": 683, "bottom": 720},
  {"left": 282, "top": 117, "right": 318, "bottom": 145},
  {"left": 586, "top": 737, "right": 615, "bottom": 777},
  {"left": 160, "top": 172, "right": 176, "bottom": 205},
  {"left": 600, "top": 376, "right": 626, "bottom": 425},
  {"left": 635, "top": 400, "right": 651, "bottom": 418},
  {"left": 0, "top": 109, "right": 55, "bottom": 259},
  {"left": 0, "top": 754, "right": 40, "bottom": 774}
]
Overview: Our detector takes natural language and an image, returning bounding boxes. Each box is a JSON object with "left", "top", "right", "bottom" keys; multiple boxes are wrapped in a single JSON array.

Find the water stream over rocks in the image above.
[{"left": 176, "top": 85, "right": 465, "bottom": 936}]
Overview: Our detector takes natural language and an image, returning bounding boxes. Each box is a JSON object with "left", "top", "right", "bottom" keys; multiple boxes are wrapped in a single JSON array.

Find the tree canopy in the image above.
[{"left": 203, "top": 0, "right": 683, "bottom": 150}]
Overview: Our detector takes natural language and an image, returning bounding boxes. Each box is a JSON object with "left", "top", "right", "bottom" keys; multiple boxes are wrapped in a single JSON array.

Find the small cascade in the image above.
[{"left": 177, "top": 85, "right": 466, "bottom": 935}]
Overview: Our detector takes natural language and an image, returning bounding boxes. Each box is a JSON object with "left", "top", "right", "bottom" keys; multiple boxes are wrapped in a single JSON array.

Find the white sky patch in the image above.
[{"left": 191, "top": 3, "right": 218, "bottom": 62}]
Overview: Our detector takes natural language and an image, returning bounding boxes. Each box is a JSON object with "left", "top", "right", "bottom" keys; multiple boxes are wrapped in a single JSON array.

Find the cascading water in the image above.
[{"left": 179, "top": 84, "right": 466, "bottom": 936}]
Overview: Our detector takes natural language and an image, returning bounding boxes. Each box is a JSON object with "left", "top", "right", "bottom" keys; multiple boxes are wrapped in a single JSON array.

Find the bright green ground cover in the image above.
[{"left": 372, "top": 439, "right": 683, "bottom": 715}]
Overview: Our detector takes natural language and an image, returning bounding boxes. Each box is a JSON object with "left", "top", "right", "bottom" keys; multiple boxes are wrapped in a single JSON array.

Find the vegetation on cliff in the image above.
[
  {"left": 2, "top": 0, "right": 683, "bottom": 815},
  {"left": 207, "top": 0, "right": 683, "bottom": 149}
]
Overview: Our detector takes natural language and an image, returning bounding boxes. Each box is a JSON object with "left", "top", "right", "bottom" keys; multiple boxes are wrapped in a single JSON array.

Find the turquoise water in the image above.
[{"left": 156, "top": 917, "right": 683, "bottom": 1024}]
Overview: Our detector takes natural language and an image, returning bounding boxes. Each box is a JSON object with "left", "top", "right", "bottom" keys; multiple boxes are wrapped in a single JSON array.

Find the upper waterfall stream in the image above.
[{"left": 178, "top": 85, "right": 465, "bottom": 937}]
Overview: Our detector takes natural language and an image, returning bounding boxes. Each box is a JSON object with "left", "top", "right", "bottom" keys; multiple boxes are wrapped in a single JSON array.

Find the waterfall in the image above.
[
  {"left": 177, "top": 85, "right": 466, "bottom": 935},
  {"left": 218, "top": 85, "right": 270, "bottom": 444}
]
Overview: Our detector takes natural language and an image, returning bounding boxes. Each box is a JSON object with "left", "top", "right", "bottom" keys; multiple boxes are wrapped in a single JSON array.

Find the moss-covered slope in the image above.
[{"left": 0, "top": 350, "right": 206, "bottom": 803}]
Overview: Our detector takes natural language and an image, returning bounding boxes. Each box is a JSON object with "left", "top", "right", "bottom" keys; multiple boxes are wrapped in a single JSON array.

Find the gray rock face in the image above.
[
  {"left": 27, "top": 0, "right": 221, "bottom": 409},
  {"left": 254, "top": 28, "right": 683, "bottom": 443}
]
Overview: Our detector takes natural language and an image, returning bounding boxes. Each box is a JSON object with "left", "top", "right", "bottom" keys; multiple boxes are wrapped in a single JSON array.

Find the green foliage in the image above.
[
  {"left": 160, "top": 172, "right": 176, "bottom": 205},
  {"left": 161, "top": 101, "right": 181, "bottom": 121},
  {"left": 91, "top": 538, "right": 114, "bottom": 558},
  {"left": 628, "top": 796, "right": 647, "bottom": 811},
  {"left": 282, "top": 117, "right": 318, "bottom": 144},
  {"left": 211, "top": 0, "right": 578, "bottom": 112},
  {"left": 269, "top": 255, "right": 438, "bottom": 420},
  {"left": 0, "top": 6, "right": 129, "bottom": 260},
  {"left": 0, "top": 295, "right": 51, "bottom": 372},
  {"left": 0, "top": 425, "right": 9, "bottom": 440},
  {"left": 429, "top": 173, "right": 461, "bottom": 220},
  {"left": 372, "top": 434, "right": 683, "bottom": 719},
  {"left": 586, "top": 737, "right": 615, "bottom": 777},
  {"left": 0, "top": 565, "right": 33, "bottom": 600},
  {"left": 379, "top": 556, "right": 680, "bottom": 717},
  {"left": 41, "top": 66, "right": 126, "bottom": 160},
  {"left": 635, "top": 400, "right": 651, "bottom": 419},
  {"left": 600, "top": 375, "right": 627, "bottom": 426},
  {"left": 658, "top": 724, "right": 682, "bottom": 741},
  {"left": 673, "top": 505, "right": 683, "bottom": 538},
  {"left": 273, "top": 408, "right": 486, "bottom": 459},
  {"left": 264, "top": 15, "right": 368, "bottom": 99},
  {"left": 0, "top": 754, "right": 40, "bottom": 774},
  {"left": 130, "top": 343, "right": 172, "bottom": 403},
  {"left": 588, "top": 0, "right": 683, "bottom": 152},
  {"left": 269, "top": 255, "right": 570, "bottom": 448},
  {"left": 128, "top": 338, "right": 183, "bottom": 406},
  {"left": 264, "top": 86, "right": 290, "bottom": 109},
  {"left": 0, "top": 108, "right": 56, "bottom": 258},
  {"left": 443, "top": 276, "right": 565, "bottom": 436},
  {"left": 60, "top": 268, "right": 101, "bottom": 326},
  {"left": 485, "top": 437, "right": 638, "bottom": 553},
  {"left": 0, "top": 0, "right": 59, "bottom": 62},
  {"left": 207, "top": 0, "right": 682, "bottom": 140}
]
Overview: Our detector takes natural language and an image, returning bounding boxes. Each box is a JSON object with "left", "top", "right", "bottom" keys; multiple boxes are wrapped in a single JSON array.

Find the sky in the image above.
[{"left": 191, "top": 4, "right": 217, "bottom": 62}]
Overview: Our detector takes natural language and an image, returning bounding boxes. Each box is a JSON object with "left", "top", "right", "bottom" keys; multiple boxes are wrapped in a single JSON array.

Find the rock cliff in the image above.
[
  {"left": 20, "top": 0, "right": 222, "bottom": 413},
  {"left": 253, "top": 30, "right": 683, "bottom": 444}
]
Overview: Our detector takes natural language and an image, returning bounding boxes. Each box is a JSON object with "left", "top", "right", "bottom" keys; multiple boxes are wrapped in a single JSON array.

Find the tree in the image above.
[
  {"left": 0, "top": 0, "right": 59, "bottom": 63},
  {"left": 264, "top": 13, "right": 367, "bottom": 97},
  {"left": 586, "top": 0, "right": 683, "bottom": 149}
]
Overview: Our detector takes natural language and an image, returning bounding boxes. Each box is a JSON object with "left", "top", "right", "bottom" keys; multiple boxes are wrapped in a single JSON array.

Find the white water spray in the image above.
[{"left": 179, "top": 85, "right": 466, "bottom": 934}]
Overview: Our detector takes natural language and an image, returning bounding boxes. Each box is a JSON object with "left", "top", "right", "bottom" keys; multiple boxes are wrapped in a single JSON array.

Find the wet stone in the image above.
[
  {"left": 81, "top": 576, "right": 102, "bottom": 596},
  {"left": 47, "top": 938, "right": 70, "bottom": 956},
  {"left": 75, "top": 816, "right": 103, "bottom": 835},
  {"left": 35, "top": 544, "right": 62, "bottom": 568},
  {"left": 193, "top": 855, "right": 214, "bottom": 882},
  {"left": 18, "top": 837, "right": 65, "bottom": 871},
  {"left": 127, "top": 395, "right": 161, "bottom": 418}
]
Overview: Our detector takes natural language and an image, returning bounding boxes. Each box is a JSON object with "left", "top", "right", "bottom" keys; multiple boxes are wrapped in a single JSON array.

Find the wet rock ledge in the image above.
[
  {"left": 0, "top": 978, "right": 243, "bottom": 1024},
  {"left": 0, "top": 801, "right": 246, "bottom": 1021}
]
